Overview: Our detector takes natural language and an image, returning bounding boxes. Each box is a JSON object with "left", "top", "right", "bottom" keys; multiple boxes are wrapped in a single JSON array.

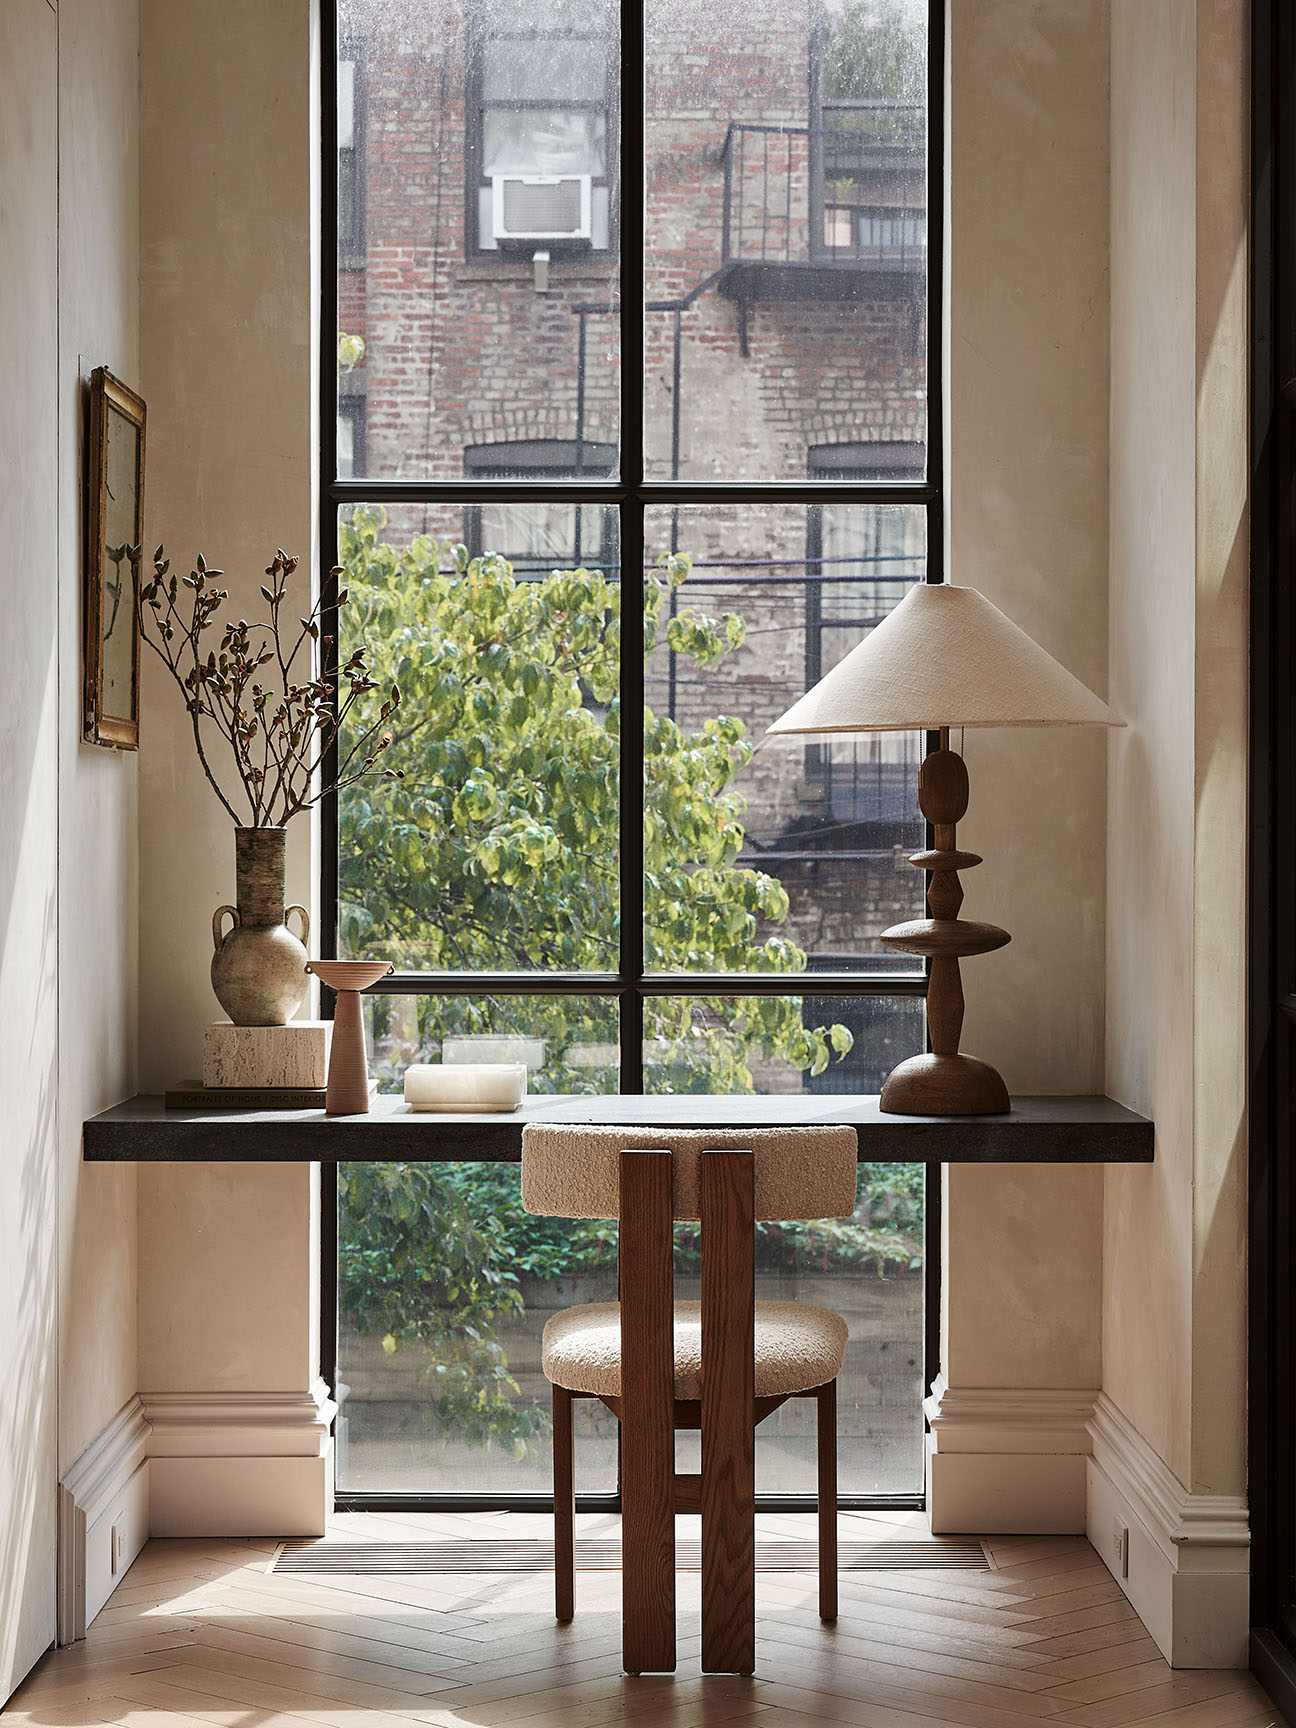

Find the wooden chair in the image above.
[{"left": 520, "top": 1123, "right": 859, "bottom": 1676}]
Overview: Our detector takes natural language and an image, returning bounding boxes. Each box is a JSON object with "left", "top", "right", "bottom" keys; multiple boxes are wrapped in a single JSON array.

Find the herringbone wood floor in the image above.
[{"left": 6, "top": 1512, "right": 1283, "bottom": 1728}]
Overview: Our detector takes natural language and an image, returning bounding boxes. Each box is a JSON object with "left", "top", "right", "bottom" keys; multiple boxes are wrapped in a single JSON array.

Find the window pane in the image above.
[
  {"left": 336, "top": 994, "right": 621, "bottom": 1498},
  {"left": 338, "top": 1161, "right": 621, "bottom": 1497},
  {"left": 477, "top": 501, "right": 615, "bottom": 572},
  {"left": 753, "top": 1170, "right": 925, "bottom": 1497},
  {"left": 336, "top": 410, "right": 355, "bottom": 478},
  {"left": 643, "top": 503, "right": 927, "bottom": 973},
  {"left": 336, "top": 505, "right": 620, "bottom": 972},
  {"left": 643, "top": 993, "right": 923, "bottom": 1097},
  {"left": 644, "top": 0, "right": 927, "bottom": 481},
  {"left": 648, "top": 992, "right": 925, "bottom": 1496},
  {"left": 337, "top": 60, "right": 355, "bottom": 149},
  {"left": 483, "top": 37, "right": 606, "bottom": 103},
  {"left": 483, "top": 109, "right": 607, "bottom": 177},
  {"left": 360, "top": 992, "right": 620, "bottom": 1096},
  {"left": 336, "top": 0, "right": 620, "bottom": 481}
]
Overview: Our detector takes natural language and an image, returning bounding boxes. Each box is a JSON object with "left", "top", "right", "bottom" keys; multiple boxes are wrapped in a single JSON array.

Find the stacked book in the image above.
[{"left": 166, "top": 1021, "right": 334, "bottom": 1110}]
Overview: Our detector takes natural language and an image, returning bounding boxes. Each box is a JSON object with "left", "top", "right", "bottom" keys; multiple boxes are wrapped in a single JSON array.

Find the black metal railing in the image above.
[{"left": 721, "top": 107, "right": 926, "bottom": 272}]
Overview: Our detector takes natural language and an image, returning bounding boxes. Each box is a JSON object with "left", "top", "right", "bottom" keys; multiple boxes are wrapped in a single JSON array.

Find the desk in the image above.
[
  {"left": 84, "top": 1091, "right": 1153, "bottom": 1162},
  {"left": 88, "top": 1092, "right": 1152, "bottom": 1673}
]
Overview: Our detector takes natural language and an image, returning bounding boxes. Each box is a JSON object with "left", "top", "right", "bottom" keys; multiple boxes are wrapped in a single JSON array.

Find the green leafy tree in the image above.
[
  {"left": 821, "top": 0, "right": 927, "bottom": 108},
  {"left": 338, "top": 1161, "right": 542, "bottom": 1456}
]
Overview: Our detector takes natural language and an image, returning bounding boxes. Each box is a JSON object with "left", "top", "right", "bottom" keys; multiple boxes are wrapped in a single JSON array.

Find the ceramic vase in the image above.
[{"left": 211, "top": 827, "right": 311, "bottom": 1026}]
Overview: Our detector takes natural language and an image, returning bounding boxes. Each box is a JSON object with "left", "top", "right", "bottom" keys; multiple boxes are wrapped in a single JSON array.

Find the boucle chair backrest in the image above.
[{"left": 520, "top": 1124, "right": 858, "bottom": 1221}]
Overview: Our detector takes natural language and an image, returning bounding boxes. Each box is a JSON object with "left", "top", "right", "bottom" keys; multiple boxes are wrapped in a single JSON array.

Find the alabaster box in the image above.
[{"left": 404, "top": 1063, "right": 527, "bottom": 1113}]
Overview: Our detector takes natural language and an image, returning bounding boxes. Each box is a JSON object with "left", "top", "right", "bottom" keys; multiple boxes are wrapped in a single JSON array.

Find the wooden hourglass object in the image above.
[
  {"left": 878, "top": 731, "right": 1011, "bottom": 1116},
  {"left": 304, "top": 959, "right": 395, "bottom": 1114}
]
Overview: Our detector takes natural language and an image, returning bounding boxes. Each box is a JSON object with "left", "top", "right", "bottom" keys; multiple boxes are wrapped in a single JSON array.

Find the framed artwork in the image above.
[{"left": 84, "top": 366, "right": 145, "bottom": 749}]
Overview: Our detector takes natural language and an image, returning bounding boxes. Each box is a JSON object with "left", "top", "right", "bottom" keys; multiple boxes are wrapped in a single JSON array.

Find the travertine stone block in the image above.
[{"left": 203, "top": 1021, "right": 333, "bottom": 1089}]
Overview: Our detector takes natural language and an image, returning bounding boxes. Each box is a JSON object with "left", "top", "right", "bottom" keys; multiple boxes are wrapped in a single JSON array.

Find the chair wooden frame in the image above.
[{"left": 549, "top": 1146, "right": 839, "bottom": 1676}]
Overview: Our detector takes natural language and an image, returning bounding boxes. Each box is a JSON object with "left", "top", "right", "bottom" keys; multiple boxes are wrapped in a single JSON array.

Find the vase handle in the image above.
[
  {"left": 286, "top": 904, "right": 311, "bottom": 947},
  {"left": 212, "top": 905, "right": 239, "bottom": 954}
]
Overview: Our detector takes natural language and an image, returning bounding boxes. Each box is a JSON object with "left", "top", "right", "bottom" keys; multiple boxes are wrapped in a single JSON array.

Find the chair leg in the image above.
[
  {"left": 553, "top": 1383, "right": 575, "bottom": 1622},
  {"left": 817, "top": 1379, "right": 838, "bottom": 1623},
  {"left": 619, "top": 1150, "right": 677, "bottom": 1674},
  {"left": 701, "top": 1150, "right": 756, "bottom": 1675}
]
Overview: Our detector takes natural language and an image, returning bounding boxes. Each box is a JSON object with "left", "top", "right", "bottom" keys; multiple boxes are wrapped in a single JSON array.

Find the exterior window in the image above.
[
  {"left": 470, "top": 0, "right": 616, "bottom": 253},
  {"left": 464, "top": 441, "right": 617, "bottom": 575},
  {"left": 336, "top": 396, "right": 365, "bottom": 480},
  {"left": 326, "top": 0, "right": 939, "bottom": 1510},
  {"left": 808, "top": 0, "right": 926, "bottom": 265},
  {"left": 802, "top": 445, "right": 924, "bottom": 861},
  {"left": 337, "top": 54, "right": 364, "bottom": 263}
]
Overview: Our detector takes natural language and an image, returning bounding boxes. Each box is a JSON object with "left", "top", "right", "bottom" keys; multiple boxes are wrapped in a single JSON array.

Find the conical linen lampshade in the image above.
[
  {"left": 767, "top": 581, "right": 1122, "bottom": 737},
  {"left": 767, "top": 582, "right": 1122, "bottom": 1118}
]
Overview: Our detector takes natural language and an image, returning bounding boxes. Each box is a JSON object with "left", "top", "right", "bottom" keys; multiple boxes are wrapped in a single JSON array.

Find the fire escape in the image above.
[{"left": 715, "top": 103, "right": 926, "bottom": 355}]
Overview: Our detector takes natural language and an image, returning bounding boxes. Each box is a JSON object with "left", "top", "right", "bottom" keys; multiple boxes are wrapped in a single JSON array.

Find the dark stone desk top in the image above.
[{"left": 83, "top": 1092, "right": 1153, "bottom": 1164}]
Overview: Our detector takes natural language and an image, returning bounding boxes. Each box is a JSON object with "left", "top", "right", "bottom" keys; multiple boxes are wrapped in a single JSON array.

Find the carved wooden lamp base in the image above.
[
  {"left": 879, "top": 739, "right": 1011, "bottom": 1116},
  {"left": 880, "top": 1052, "right": 1009, "bottom": 1117}
]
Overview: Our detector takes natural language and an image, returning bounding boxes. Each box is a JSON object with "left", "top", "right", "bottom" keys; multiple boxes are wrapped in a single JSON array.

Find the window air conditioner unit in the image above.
[{"left": 491, "top": 174, "right": 593, "bottom": 246}]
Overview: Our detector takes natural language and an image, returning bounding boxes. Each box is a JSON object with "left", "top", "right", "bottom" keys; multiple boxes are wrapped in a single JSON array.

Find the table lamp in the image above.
[{"left": 767, "top": 582, "right": 1123, "bottom": 1116}]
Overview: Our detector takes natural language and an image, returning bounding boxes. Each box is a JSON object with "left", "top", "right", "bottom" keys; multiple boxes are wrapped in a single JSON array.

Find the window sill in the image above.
[{"left": 452, "top": 258, "right": 616, "bottom": 286}]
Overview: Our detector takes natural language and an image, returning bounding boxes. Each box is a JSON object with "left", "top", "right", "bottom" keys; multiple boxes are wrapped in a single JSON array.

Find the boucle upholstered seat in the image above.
[
  {"left": 521, "top": 1123, "right": 859, "bottom": 1221},
  {"left": 543, "top": 1298, "right": 849, "bottom": 1402},
  {"left": 521, "top": 1122, "right": 859, "bottom": 1675}
]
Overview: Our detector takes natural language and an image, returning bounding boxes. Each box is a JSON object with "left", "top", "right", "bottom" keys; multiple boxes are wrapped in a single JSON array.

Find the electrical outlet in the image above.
[
  {"left": 1113, "top": 1517, "right": 1129, "bottom": 1579},
  {"left": 111, "top": 1523, "right": 127, "bottom": 1575}
]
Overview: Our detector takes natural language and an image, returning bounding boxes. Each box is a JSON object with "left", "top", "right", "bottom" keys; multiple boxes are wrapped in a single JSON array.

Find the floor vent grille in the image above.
[{"left": 272, "top": 1538, "right": 990, "bottom": 1575}]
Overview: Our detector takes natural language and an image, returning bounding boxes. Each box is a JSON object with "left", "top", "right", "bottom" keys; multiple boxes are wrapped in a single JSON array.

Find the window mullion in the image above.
[
  {"left": 619, "top": 0, "right": 646, "bottom": 1090},
  {"left": 619, "top": 502, "right": 646, "bottom": 1091}
]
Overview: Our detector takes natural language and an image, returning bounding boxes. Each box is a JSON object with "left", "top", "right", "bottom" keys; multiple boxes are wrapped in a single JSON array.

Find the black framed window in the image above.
[{"left": 323, "top": 0, "right": 942, "bottom": 1511}]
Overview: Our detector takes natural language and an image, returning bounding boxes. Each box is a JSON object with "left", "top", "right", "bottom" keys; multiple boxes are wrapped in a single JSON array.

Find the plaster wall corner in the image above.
[
  {"left": 943, "top": 0, "right": 1110, "bottom": 1398},
  {"left": 1104, "top": 0, "right": 1248, "bottom": 1507}
]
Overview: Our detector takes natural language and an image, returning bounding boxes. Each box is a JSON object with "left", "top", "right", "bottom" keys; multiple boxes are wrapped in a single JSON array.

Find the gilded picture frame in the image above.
[{"left": 84, "top": 366, "right": 145, "bottom": 750}]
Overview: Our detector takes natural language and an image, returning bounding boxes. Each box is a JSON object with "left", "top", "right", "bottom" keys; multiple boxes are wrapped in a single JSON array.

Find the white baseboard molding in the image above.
[
  {"left": 1086, "top": 1395, "right": 1249, "bottom": 1669},
  {"left": 924, "top": 1374, "right": 1097, "bottom": 1534},
  {"left": 58, "top": 1396, "right": 151, "bottom": 1645},
  {"left": 142, "top": 1379, "right": 337, "bottom": 1538}
]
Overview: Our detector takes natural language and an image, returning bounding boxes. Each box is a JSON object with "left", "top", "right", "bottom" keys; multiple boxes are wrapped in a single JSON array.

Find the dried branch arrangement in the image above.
[{"left": 137, "top": 546, "right": 402, "bottom": 828}]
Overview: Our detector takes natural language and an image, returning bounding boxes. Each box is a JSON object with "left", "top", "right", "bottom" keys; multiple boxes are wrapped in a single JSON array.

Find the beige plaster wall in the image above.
[
  {"left": 1188, "top": 0, "right": 1248, "bottom": 1500},
  {"left": 138, "top": 0, "right": 316, "bottom": 1079},
  {"left": 1105, "top": 0, "right": 1248, "bottom": 1499},
  {"left": 0, "top": 2, "right": 61, "bottom": 1689},
  {"left": 943, "top": 0, "right": 1110, "bottom": 1390},
  {"left": 137, "top": 0, "right": 320, "bottom": 1403},
  {"left": 138, "top": 1163, "right": 317, "bottom": 1391},
  {"left": 57, "top": 0, "right": 142, "bottom": 1481},
  {"left": 1105, "top": 0, "right": 1195, "bottom": 1482},
  {"left": 1, "top": 0, "right": 142, "bottom": 1693}
]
